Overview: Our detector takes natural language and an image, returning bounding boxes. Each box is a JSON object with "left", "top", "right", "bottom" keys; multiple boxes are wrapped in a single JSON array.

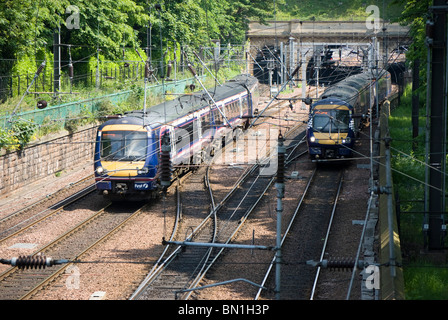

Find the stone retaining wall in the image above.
[{"left": 0, "top": 125, "right": 97, "bottom": 196}]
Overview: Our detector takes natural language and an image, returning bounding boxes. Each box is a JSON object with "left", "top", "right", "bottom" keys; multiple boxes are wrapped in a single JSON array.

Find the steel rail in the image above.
[
  {"left": 0, "top": 203, "right": 110, "bottom": 299},
  {"left": 130, "top": 92, "right": 308, "bottom": 300},
  {"left": 181, "top": 165, "right": 219, "bottom": 300},
  {"left": 130, "top": 141, "right": 273, "bottom": 300},
  {"left": 0, "top": 184, "right": 97, "bottom": 243},
  {"left": 128, "top": 171, "right": 196, "bottom": 300},
  {"left": 254, "top": 166, "right": 316, "bottom": 300},
  {"left": 128, "top": 188, "right": 182, "bottom": 300},
  {"left": 130, "top": 165, "right": 219, "bottom": 300},
  {"left": 0, "top": 174, "right": 95, "bottom": 225},
  {"left": 309, "top": 172, "right": 344, "bottom": 300},
  {"left": 20, "top": 203, "right": 149, "bottom": 300},
  {"left": 182, "top": 123, "right": 308, "bottom": 300},
  {"left": 193, "top": 179, "right": 275, "bottom": 288},
  {"left": 181, "top": 168, "right": 275, "bottom": 300}
]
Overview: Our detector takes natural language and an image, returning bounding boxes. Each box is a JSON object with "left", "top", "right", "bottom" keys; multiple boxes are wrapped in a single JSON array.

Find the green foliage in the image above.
[
  {"left": 395, "top": 0, "right": 431, "bottom": 94},
  {"left": 1, "top": 0, "right": 274, "bottom": 103},
  {"left": 0, "top": 126, "right": 19, "bottom": 152},
  {"left": 63, "top": 107, "right": 97, "bottom": 134},
  {"left": 389, "top": 82, "right": 448, "bottom": 300},
  {"left": 10, "top": 119, "right": 37, "bottom": 150},
  {"left": 38, "top": 116, "right": 63, "bottom": 137},
  {"left": 95, "top": 99, "right": 115, "bottom": 118},
  {"left": 67, "top": 0, "right": 147, "bottom": 60},
  {"left": 85, "top": 49, "right": 148, "bottom": 90},
  {"left": 388, "top": 1, "right": 448, "bottom": 300},
  {"left": 405, "top": 264, "right": 448, "bottom": 299},
  {"left": 0, "top": 0, "right": 67, "bottom": 101},
  {"left": 64, "top": 112, "right": 80, "bottom": 134},
  {"left": 4, "top": 0, "right": 383, "bottom": 141},
  {"left": 277, "top": 0, "right": 403, "bottom": 21},
  {"left": 11, "top": 50, "right": 54, "bottom": 97},
  {"left": 0, "top": 0, "right": 68, "bottom": 58},
  {"left": 389, "top": 84, "right": 425, "bottom": 241}
]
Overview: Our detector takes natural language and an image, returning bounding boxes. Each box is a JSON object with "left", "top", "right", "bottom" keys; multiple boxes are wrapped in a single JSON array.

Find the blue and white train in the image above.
[
  {"left": 306, "top": 71, "right": 391, "bottom": 160},
  {"left": 94, "top": 74, "right": 259, "bottom": 200}
]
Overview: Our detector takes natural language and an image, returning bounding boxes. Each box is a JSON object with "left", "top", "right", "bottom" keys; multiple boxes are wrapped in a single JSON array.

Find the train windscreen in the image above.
[
  {"left": 101, "top": 131, "right": 148, "bottom": 161},
  {"left": 312, "top": 109, "right": 350, "bottom": 133}
]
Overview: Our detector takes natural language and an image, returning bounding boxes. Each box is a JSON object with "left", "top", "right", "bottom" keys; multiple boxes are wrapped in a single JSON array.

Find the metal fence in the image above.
[{"left": 1, "top": 76, "right": 202, "bottom": 129}]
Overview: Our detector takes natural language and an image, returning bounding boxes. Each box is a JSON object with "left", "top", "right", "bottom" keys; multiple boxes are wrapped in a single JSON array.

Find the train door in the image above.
[
  {"left": 211, "top": 102, "right": 226, "bottom": 152},
  {"left": 219, "top": 102, "right": 226, "bottom": 125},
  {"left": 192, "top": 112, "right": 202, "bottom": 155}
]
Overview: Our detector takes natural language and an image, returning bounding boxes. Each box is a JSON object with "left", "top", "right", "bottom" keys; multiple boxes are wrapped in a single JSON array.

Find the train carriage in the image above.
[
  {"left": 306, "top": 70, "right": 391, "bottom": 160},
  {"left": 94, "top": 74, "right": 259, "bottom": 200}
]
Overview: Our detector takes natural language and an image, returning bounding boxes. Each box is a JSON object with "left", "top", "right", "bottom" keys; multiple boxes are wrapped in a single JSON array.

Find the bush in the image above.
[
  {"left": 96, "top": 99, "right": 115, "bottom": 118},
  {"left": 0, "top": 119, "right": 37, "bottom": 152},
  {"left": 64, "top": 112, "right": 81, "bottom": 134},
  {"left": 0, "top": 126, "right": 19, "bottom": 152},
  {"left": 11, "top": 119, "right": 37, "bottom": 150},
  {"left": 37, "top": 116, "right": 63, "bottom": 137}
]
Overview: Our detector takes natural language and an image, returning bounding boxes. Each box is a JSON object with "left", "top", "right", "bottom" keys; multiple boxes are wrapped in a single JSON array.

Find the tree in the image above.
[
  {"left": 0, "top": 0, "right": 68, "bottom": 99},
  {"left": 1, "top": 0, "right": 277, "bottom": 99},
  {"left": 223, "top": 0, "right": 276, "bottom": 43},
  {"left": 59, "top": 0, "right": 148, "bottom": 79},
  {"left": 395, "top": 0, "right": 431, "bottom": 85}
]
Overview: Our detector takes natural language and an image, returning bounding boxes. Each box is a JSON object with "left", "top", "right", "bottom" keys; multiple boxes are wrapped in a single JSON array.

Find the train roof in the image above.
[
  {"left": 116, "top": 73, "right": 258, "bottom": 129},
  {"left": 312, "top": 97, "right": 353, "bottom": 109},
  {"left": 320, "top": 72, "right": 372, "bottom": 102}
]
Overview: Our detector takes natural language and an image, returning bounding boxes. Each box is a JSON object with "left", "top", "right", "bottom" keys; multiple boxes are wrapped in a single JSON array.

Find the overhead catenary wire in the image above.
[{"left": 4, "top": 23, "right": 420, "bottom": 190}]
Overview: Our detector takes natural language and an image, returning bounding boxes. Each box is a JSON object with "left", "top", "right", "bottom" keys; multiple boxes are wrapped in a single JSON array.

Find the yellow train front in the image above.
[
  {"left": 94, "top": 116, "right": 159, "bottom": 200},
  {"left": 306, "top": 71, "right": 391, "bottom": 161},
  {"left": 306, "top": 98, "right": 356, "bottom": 160}
]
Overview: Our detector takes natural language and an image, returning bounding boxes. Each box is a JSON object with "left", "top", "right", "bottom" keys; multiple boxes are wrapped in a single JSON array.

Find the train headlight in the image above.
[
  {"left": 96, "top": 166, "right": 105, "bottom": 174},
  {"left": 342, "top": 137, "right": 351, "bottom": 144},
  {"left": 310, "top": 136, "right": 316, "bottom": 143},
  {"left": 137, "top": 167, "right": 149, "bottom": 175}
]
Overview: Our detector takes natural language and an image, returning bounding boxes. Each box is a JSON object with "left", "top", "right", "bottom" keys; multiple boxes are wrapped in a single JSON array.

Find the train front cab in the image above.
[
  {"left": 307, "top": 99, "right": 355, "bottom": 160},
  {"left": 94, "top": 122, "right": 158, "bottom": 200}
]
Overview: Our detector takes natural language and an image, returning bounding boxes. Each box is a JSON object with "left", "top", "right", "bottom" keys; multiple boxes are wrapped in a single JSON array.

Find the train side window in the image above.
[
  {"left": 226, "top": 103, "right": 232, "bottom": 119},
  {"left": 214, "top": 109, "right": 223, "bottom": 125},
  {"left": 228, "top": 101, "right": 238, "bottom": 119},
  {"left": 201, "top": 112, "right": 210, "bottom": 131},
  {"left": 176, "top": 119, "right": 195, "bottom": 146},
  {"left": 185, "top": 121, "right": 194, "bottom": 141}
]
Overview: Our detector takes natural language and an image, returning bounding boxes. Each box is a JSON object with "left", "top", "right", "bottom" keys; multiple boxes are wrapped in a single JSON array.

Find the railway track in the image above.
[
  {"left": 0, "top": 175, "right": 96, "bottom": 240},
  {"left": 256, "top": 165, "right": 344, "bottom": 300},
  {"left": 0, "top": 201, "right": 147, "bottom": 300},
  {"left": 0, "top": 83, "right": 311, "bottom": 300},
  {"left": 130, "top": 116, "right": 307, "bottom": 300},
  {"left": 130, "top": 164, "right": 275, "bottom": 300},
  {"left": 0, "top": 184, "right": 98, "bottom": 243},
  {"left": 131, "top": 164, "right": 215, "bottom": 300}
]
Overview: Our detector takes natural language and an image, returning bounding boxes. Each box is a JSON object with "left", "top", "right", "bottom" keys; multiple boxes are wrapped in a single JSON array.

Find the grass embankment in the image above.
[{"left": 389, "top": 84, "right": 448, "bottom": 299}]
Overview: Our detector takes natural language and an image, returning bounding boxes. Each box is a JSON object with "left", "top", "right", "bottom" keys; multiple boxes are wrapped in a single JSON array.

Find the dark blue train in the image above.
[
  {"left": 94, "top": 74, "right": 259, "bottom": 200},
  {"left": 306, "top": 71, "right": 391, "bottom": 160}
]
